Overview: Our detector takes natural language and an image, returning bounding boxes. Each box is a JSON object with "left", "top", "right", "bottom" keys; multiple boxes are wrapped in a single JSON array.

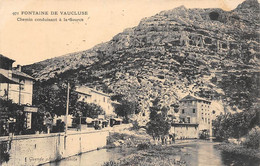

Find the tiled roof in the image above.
[
  {"left": 75, "top": 86, "right": 110, "bottom": 97},
  {"left": 0, "top": 54, "right": 15, "bottom": 62},
  {"left": 0, "top": 73, "right": 20, "bottom": 84},
  {"left": 180, "top": 94, "right": 211, "bottom": 103},
  {"left": 12, "top": 70, "right": 34, "bottom": 80}
]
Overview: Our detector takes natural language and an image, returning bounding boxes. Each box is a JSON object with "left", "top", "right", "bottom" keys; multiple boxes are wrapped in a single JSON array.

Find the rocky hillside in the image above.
[{"left": 23, "top": 0, "right": 260, "bottom": 116}]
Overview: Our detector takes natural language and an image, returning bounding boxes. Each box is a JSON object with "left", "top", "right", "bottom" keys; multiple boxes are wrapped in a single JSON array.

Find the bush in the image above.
[
  {"left": 212, "top": 108, "right": 259, "bottom": 141},
  {"left": 21, "top": 129, "right": 36, "bottom": 135},
  {"left": 243, "top": 127, "right": 260, "bottom": 149},
  {"left": 131, "top": 120, "right": 140, "bottom": 130},
  {"left": 107, "top": 133, "right": 129, "bottom": 144},
  {"left": 0, "top": 142, "right": 10, "bottom": 164},
  {"left": 137, "top": 143, "right": 150, "bottom": 150}
]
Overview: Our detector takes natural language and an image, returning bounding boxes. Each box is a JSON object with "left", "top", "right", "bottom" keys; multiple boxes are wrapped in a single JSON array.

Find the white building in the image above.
[
  {"left": 75, "top": 86, "right": 117, "bottom": 116},
  {"left": 178, "top": 94, "right": 212, "bottom": 131},
  {"left": 0, "top": 54, "right": 35, "bottom": 129},
  {"left": 0, "top": 55, "right": 34, "bottom": 105},
  {"left": 169, "top": 94, "right": 214, "bottom": 139}
]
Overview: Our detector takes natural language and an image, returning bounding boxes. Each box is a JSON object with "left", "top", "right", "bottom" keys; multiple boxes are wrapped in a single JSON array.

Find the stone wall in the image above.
[
  {"left": 171, "top": 123, "right": 199, "bottom": 139},
  {"left": 1, "top": 130, "right": 109, "bottom": 166}
]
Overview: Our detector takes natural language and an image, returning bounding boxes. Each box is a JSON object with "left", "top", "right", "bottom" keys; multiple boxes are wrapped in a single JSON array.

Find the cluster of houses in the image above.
[
  {"left": 0, "top": 54, "right": 121, "bottom": 135},
  {"left": 0, "top": 54, "right": 221, "bottom": 139},
  {"left": 0, "top": 54, "right": 36, "bottom": 131}
]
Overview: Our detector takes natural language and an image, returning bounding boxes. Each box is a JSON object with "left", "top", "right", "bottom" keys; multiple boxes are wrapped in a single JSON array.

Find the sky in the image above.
[{"left": 0, "top": 0, "right": 246, "bottom": 66}]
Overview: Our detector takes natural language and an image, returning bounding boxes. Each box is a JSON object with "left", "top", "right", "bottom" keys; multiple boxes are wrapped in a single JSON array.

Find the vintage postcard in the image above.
[{"left": 0, "top": 0, "right": 259, "bottom": 165}]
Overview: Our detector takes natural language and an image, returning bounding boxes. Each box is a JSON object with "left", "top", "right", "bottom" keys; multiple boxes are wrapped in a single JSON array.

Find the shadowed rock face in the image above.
[{"left": 23, "top": 0, "right": 259, "bottom": 115}]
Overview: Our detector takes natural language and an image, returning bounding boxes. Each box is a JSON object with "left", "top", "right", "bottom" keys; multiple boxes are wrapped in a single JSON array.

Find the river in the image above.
[{"left": 43, "top": 141, "right": 260, "bottom": 166}]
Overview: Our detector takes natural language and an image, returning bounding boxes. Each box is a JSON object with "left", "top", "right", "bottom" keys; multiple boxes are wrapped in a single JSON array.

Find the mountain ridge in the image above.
[{"left": 23, "top": 0, "right": 260, "bottom": 116}]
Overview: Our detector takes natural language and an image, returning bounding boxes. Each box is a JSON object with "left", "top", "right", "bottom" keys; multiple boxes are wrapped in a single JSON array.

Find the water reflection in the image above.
[
  {"left": 43, "top": 148, "right": 124, "bottom": 166},
  {"left": 43, "top": 141, "right": 260, "bottom": 166},
  {"left": 181, "top": 142, "right": 224, "bottom": 166},
  {"left": 180, "top": 142, "right": 260, "bottom": 166}
]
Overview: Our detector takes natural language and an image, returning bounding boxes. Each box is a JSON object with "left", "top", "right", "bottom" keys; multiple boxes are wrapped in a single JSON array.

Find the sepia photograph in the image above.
[{"left": 0, "top": 0, "right": 259, "bottom": 165}]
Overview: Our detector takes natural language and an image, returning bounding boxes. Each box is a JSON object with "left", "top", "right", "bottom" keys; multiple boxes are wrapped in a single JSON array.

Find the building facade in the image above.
[
  {"left": 179, "top": 94, "right": 212, "bottom": 131},
  {"left": 75, "top": 86, "right": 116, "bottom": 116},
  {"left": 0, "top": 54, "right": 35, "bottom": 129},
  {"left": 0, "top": 55, "right": 34, "bottom": 105},
  {"left": 169, "top": 94, "right": 213, "bottom": 139}
]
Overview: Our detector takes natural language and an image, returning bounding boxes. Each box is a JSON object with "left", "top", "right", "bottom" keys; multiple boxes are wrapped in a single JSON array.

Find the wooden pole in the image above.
[
  {"left": 79, "top": 117, "right": 81, "bottom": 131},
  {"left": 7, "top": 83, "right": 9, "bottom": 100},
  {"left": 65, "top": 82, "right": 70, "bottom": 136}
]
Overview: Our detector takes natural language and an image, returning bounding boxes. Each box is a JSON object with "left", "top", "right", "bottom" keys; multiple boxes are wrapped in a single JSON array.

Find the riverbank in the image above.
[
  {"left": 103, "top": 145, "right": 187, "bottom": 166},
  {"left": 215, "top": 143, "right": 260, "bottom": 159},
  {"left": 104, "top": 130, "right": 188, "bottom": 165},
  {"left": 104, "top": 130, "right": 216, "bottom": 166},
  {"left": 103, "top": 129, "right": 260, "bottom": 166}
]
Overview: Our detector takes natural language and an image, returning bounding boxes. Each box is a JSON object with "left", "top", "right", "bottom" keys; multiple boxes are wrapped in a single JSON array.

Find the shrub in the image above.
[
  {"left": 0, "top": 142, "right": 10, "bottom": 164},
  {"left": 137, "top": 143, "right": 150, "bottom": 150},
  {"left": 131, "top": 120, "right": 140, "bottom": 130},
  {"left": 243, "top": 127, "right": 260, "bottom": 149},
  {"left": 106, "top": 132, "right": 129, "bottom": 144}
]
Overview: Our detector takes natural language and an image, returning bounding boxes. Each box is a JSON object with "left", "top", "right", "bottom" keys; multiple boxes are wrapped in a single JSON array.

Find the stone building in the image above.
[
  {"left": 170, "top": 94, "right": 213, "bottom": 139},
  {"left": 0, "top": 54, "right": 36, "bottom": 129},
  {"left": 179, "top": 94, "right": 212, "bottom": 131},
  {"left": 75, "top": 86, "right": 117, "bottom": 116}
]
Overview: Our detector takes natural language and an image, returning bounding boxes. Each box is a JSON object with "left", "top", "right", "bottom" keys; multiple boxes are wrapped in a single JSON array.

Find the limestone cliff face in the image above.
[{"left": 23, "top": 0, "right": 259, "bottom": 114}]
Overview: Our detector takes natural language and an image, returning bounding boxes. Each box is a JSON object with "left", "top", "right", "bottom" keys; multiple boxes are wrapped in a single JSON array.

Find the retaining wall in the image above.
[{"left": 1, "top": 130, "right": 109, "bottom": 166}]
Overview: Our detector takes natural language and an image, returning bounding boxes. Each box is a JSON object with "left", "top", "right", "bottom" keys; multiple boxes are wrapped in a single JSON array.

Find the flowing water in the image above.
[
  {"left": 43, "top": 141, "right": 260, "bottom": 166},
  {"left": 177, "top": 141, "right": 260, "bottom": 166}
]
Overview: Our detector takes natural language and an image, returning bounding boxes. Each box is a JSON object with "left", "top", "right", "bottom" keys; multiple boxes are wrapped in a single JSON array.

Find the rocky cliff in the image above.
[{"left": 23, "top": 0, "right": 260, "bottom": 116}]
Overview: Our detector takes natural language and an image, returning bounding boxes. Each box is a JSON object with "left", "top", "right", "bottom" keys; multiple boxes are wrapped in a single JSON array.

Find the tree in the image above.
[
  {"left": 146, "top": 98, "right": 170, "bottom": 144},
  {"left": 0, "top": 98, "right": 26, "bottom": 135},
  {"left": 212, "top": 106, "right": 260, "bottom": 141},
  {"left": 33, "top": 81, "right": 79, "bottom": 116},
  {"left": 74, "top": 102, "right": 105, "bottom": 119},
  {"left": 114, "top": 100, "right": 141, "bottom": 123}
]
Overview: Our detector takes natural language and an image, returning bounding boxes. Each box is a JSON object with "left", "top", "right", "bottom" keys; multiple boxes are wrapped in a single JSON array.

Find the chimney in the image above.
[{"left": 17, "top": 65, "right": 22, "bottom": 72}]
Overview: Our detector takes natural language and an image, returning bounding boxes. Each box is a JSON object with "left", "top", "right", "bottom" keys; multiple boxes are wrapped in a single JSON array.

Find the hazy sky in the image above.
[{"left": 0, "top": 0, "right": 245, "bottom": 65}]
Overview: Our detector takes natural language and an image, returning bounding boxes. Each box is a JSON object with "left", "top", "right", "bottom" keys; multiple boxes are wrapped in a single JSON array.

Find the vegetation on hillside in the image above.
[
  {"left": 146, "top": 98, "right": 171, "bottom": 143},
  {"left": 213, "top": 105, "right": 259, "bottom": 141}
]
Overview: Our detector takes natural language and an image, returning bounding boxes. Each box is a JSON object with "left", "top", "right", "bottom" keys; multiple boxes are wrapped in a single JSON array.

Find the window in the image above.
[
  {"left": 20, "top": 79, "right": 25, "bottom": 90},
  {"left": 103, "top": 97, "right": 106, "bottom": 102},
  {"left": 187, "top": 117, "right": 190, "bottom": 123},
  {"left": 193, "top": 109, "right": 196, "bottom": 113},
  {"left": 182, "top": 109, "right": 185, "bottom": 114}
]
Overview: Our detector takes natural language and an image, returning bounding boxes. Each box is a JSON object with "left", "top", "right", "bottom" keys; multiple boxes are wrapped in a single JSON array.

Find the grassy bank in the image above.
[
  {"left": 103, "top": 145, "right": 186, "bottom": 166},
  {"left": 215, "top": 143, "right": 260, "bottom": 159},
  {"left": 103, "top": 130, "right": 187, "bottom": 166}
]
